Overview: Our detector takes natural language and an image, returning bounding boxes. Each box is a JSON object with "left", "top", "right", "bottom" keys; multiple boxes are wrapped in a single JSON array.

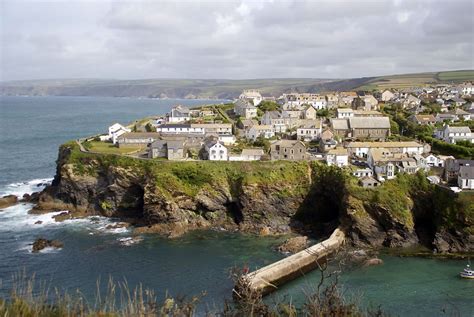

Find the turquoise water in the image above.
[{"left": 0, "top": 96, "right": 473, "bottom": 316}]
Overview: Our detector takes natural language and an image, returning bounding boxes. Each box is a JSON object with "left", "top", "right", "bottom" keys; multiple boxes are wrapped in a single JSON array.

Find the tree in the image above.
[
  {"left": 257, "top": 100, "right": 280, "bottom": 112},
  {"left": 316, "top": 109, "right": 329, "bottom": 118}
]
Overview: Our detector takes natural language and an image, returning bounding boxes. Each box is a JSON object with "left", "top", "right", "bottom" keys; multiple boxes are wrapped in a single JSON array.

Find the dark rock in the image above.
[
  {"left": 0, "top": 195, "right": 18, "bottom": 209},
  {"left": 277, "top": 236, "right": 309, "bottom": 254},
  {"left": 34, "top": 220, "right": 43, "bottom": 225},
  {"left": 32, "top": 238, "right": 63, "bottom": 253},
  {"left": 22, "top": 192, "right": 40, "bottom": 203}
]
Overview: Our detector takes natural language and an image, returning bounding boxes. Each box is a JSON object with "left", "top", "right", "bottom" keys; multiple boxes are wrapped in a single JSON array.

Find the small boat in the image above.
[{"left": 460, "top": 264, "right": 474, "bottom": 279}]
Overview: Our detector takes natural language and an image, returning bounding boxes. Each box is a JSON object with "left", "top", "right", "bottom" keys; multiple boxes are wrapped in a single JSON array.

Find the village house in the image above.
[
  {"left": 450, "top": 108, "right": 471, "bottom": 121},
  {"left": 330, "top": 118, "right": 350, "bottom": 138},
  {"left": 423, "top": 153, "right": 454, "bottom": 168},
  {"left": 326, "top": 148, "right": 349, "bottom": 167},
  {"left": 446, "top": 97, "right": 466, "bottom": 108},
  {"left": 156, "top": 124, "right": 205, "bottom": 135},
  {"left": 261, "top": 111, "right": 288, "bottom": 133},
  {"left": 459, "top": 83, "right": 474, "bottom": 96},
  {"left": 107, "top": 123, "right": 131, "bottom": 144},
  {"left": 352, "top": 94, "right": 379, "bottom": 111},
  {"left": 359, "top": 176, "right": 380, "bottom": 188},
  {"left": 149, "top": 139, "right": 187, "bottom": 160},
  {"left": 296, "top": 120, "right": 322, "bottom": 141},
  {"left": 336, "top": 108, "right": 353, "bottom": 118},
  {"left": 319, "top": 129, "right": 337, "bottom": 152},
  {"left": 346, "top": 141, "right": 427, "bottom": 158},
  {"left": 435, "top": 125, "right": 474, "bottom": 144},
  {"left": 444, "top": 159, "right": 474, "bottom": 182},
  {"left": 168, "top": 105, "right": 191, "bottom": 123},
  {"left": 303, "top": 105, "right": 317, "bottom": 119},
  {"left": 191, "top": 123, "right": 233, "bottom": 135},
  {"left": 367, "top": 148, "right": 421, "bottom": 180},
  {"left": 435, "top": 113, "right": 458, "bottom": 123},
  {"left": 239, "top": 89, "right": 263, "bottom": 106},
  {"left": 239, "top": 119, "right": 258, "bottom": 130},
  {"left": 367, "top": 148, "right": 398, "bottom": 180},
  {"left": 234, "top": 99, "right": 258, "bottom": 119},
  {"left": 409, "top": 114, "right": 436, "bottom": 125},
  {"left": 325, "top": 94, "right": 339, "bottom": 108},
  {"left": 458, "top": 166, "right": 474, "bottom": 190},
  {"left": 340, "top": 92, "right": 358, "bottom": 106},
  {"left": 348, "top": 117, "right": 391, "bottom": 140},
  {"left": 156, "top": 123, "right": 232, "bottom": 136},
  {"left": 381, "top": 90, "right": 395, "bottom": 102},
  {"left": 352, "top": 168, "right": 374, "bottom": 178},
  {"left": 203, "top": 139, "right": 228, "bottom": 161},
  {"left": 270, "top": 140, "right": 307, "bottom": 160},
  {"left": 245, "top": 124, "right": 275, "bottom": 141},
  {"left": 281, "top": 93, "right": 327, "bottom": 110},
  {"left": 402, "top": 95, "right": 421, "bottom": 109},
  {"left": 117, "top": 132, "right": 160, "bottom": 147}
]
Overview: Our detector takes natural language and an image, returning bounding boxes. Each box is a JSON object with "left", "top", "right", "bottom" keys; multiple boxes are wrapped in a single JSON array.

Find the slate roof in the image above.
[
  {"left": 459, "top": 166, "right": 474, "bottom": 179},
  {"left": 348, "top": 117, "right": 390, "bottom": 129}
]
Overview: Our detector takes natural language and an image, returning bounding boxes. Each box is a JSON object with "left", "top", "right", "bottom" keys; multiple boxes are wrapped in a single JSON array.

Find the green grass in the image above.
[
  {"left": 83, "top": 141, "right": 145, "bottom": 155},
  {"left": 356, "top": 70, "right": 474, "bottom": 90},
  {"left": 437, "top": 70, "right": 474, "bottom": 82}
]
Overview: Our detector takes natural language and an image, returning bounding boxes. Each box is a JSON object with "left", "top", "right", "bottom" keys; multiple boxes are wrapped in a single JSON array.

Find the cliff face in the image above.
[{"left": 36, "top": 142, "right": 474, "bottom": 252}]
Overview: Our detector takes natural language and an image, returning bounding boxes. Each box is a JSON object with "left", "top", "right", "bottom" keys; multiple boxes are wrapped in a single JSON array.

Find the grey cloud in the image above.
[{"left": 1, "top": 0, "right": 473, "bottom": 81}]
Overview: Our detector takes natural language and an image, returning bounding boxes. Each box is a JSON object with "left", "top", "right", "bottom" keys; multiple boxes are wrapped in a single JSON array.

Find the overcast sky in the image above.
[{"left": 1, "top": 0, "right": 473, "bottom": 81}]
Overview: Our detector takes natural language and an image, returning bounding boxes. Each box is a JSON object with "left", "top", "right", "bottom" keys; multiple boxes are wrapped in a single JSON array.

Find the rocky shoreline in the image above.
[{"left": 29, "top": 142, "right": 474, "bottom": 255}]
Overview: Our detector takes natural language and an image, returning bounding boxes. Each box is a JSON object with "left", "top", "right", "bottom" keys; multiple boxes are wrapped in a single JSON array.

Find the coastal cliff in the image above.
[{"left": 35, "top": 142, "right": 474, "bottom": 252}]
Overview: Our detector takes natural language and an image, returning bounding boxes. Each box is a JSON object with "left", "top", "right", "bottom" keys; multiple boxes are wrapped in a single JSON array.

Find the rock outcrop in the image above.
[
  {"left": 0, "top": 195, "right": 18, "bottom": 209},
  {"left": 32, "top": 238, "right": 63, "bottom": 253},
  {"left": 34, "top": 142, "right": 474, "bottom": 253}
]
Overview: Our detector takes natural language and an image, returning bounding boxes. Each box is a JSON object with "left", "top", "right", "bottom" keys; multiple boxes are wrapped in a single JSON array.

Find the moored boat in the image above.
[{"left": 460, "top": 264, "right": 474, "bottom": 279}]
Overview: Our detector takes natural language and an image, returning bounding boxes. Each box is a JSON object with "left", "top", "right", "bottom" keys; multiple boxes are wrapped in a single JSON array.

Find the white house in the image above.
[
  {"left": 459, "top": 83, "right": 474, "bottom": 96},
  {"left": 435, "top": 125, "right": 474, "bottom": 144},
  {"left": 458, "top": 166, "right": 474, "bottom": 190},
  {"left": 296, "top": 120, "right": 322, "bottom": 141},
  {"left": 204, "top": 140, "right": 228, "bottom": 161},
  {"left": 336, "top": 108, "right": 354, "bottom": 118},
  {"left": 168, "top": 105, "right": 191, "bottom": 123},
  {"left": 346, "top": 141, "right": 427, "bottom": 158},
  {"left": 381, "top": 90, "right": 395, "bottom": 102},
  {"left": 239, "top": 90, "right": 263, "bottom": 106},
  {"left": 352, "top": 168, "right": 373, "bottom": 178},
  {"left": 326, "top": 148, "right": 348, "bottom": 167},
  {"left": 245, "top": 125, "right": 274, "bottom": 141},
  {"left": 423, "top": 154, "right": 455, "bottom": 168},
  {"left": 156, "top": 124, "right": 205, "bottom": 135},
  {"left": 108, "top": 123, "right": 131, "bottom": 144}
]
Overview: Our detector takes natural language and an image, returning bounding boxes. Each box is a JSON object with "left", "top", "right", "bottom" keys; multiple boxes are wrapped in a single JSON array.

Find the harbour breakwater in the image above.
[
  {"left": 33, "top": 141, "right": 473, "bottom": 253},
  {"left": 244, "top": 228, "right": 346, "bottom": 295}
]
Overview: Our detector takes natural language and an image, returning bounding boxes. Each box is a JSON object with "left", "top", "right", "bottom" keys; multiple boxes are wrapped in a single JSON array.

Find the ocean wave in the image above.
[
  {"left": 0, "top": 178, "right": 53, "bottom": 197},
  {"left": 0, "top": 203, "right": 131, "bottom": 236}
]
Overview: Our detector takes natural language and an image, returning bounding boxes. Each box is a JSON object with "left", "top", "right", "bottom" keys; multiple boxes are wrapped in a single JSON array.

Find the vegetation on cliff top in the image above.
[{"left": 61, "top": 141, "right": 473, "bottom": 238}]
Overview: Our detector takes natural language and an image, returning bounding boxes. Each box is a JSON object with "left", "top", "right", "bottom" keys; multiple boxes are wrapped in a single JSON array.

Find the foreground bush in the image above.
[{"left": 0, "top": 265, "right": 388, "bottom": 317}]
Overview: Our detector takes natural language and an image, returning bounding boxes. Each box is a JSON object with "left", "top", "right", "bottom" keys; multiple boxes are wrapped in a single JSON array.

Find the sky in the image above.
[{"left": 1, "top": 0, "right": 473, "bottom": 81}]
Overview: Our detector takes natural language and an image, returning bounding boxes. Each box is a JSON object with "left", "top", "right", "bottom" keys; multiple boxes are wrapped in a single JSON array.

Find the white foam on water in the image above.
[
  {"left": 0, "top": 203, "right": 131, "bottom": 236},
  {"left": 117, "top": 236, "right": 143, "bottom": 246},
  {"left": 0, "top": 178, "right": 53, "bottom": 197}
]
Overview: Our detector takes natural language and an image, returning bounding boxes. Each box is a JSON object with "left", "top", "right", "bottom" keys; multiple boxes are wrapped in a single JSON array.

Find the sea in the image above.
[{"left": 0, "top": 96, "right": 472, "bottom": 316}]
